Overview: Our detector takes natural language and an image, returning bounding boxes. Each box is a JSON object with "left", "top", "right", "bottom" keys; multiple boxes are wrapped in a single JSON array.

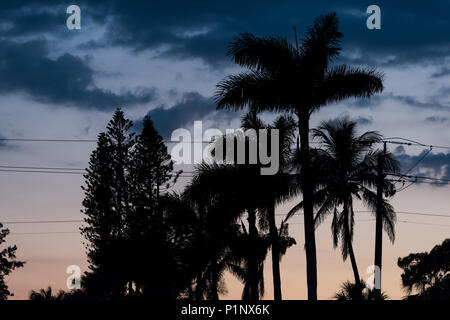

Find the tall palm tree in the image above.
[
  {"left": 314, "top": 118, "right": 382, "bottom": 286},
  {"left": 215, "top": 13, "right": 384, "bottom": 299},
  {"left": 240, "top": 112, "right": 297, "bottom": 300},
  {"left": 185, "top": 162, "right": 259, "bottom": 299},
  {"left": 188, "top": 112, "right": 296, "bottom": 300},
  {"left": 190, "top": 162, "right": 262, "bottom": 299},
  {"left": 287, "top": 118, "right": 398, "bottom": 291}
]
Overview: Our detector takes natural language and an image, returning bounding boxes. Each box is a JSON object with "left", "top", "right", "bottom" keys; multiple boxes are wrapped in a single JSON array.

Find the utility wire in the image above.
[
  {"left": 1, "top": 136, "right": 449, "bottom": 149},
  {"left": 389, "top": 173, "right": 450, "bottom": 183},
  {"left": 3, "top": 220, "right": 83, "bottom": 225},
  {"left": 0, "top": 138, "right": 96, "bottom": 142},
  {"left": 397, "top": 220, "right": 450, "bottom": 227},
  {"left": 383, "top": 138, "right": 450, "bottom": 150},
  {"left": 8, "top": 218, "right": 450, "bottom": 233},
  {"left": 3, "top": 210, "right": 449, "bottom": 224},
  {"left": 0, "top": 165, "right": 85, "bottom": 171},
  {"left": 0, "top": 169, "right": 84, "bottom": 174},
  {"left": 9, "top": 231, "right": 80, "bottom": 236}
]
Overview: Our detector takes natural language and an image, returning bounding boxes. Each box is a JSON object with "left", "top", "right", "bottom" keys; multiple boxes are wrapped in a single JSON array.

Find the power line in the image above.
[
  {"left": 0, "top": 165, "right": 196, "bottom": 173},
  {"left": 398, "top": 148, "right": 432, "bottom": 177},
  {"left": 0, "top": 165, "right": 85, "bottom": 171},
  {"left": 2, "top": 210, "right": 449, "bottom": 225},
  {"left": 354, "top": 210, "right": 450, "bottom": 218},
  {"left": 9, "top": 231, "right": 80, "bottom": 236},
  {"left": 397, "top": 220, "right": 450, "bottom": 227},
  {"left": 0, "top": 138, "right": 96, "bottom": 142},
  {"left": 0, "top": 169, "right": 196, "bottom": 178},
  {"left": 3, "top": 220, "right": 83, "bottom": 225},
  {"left": 3, "top": 216, "right": 450, "bottom": 237},
  {"left": 0, "top": 169, "right": 84, "bottom": 175},
  {"left": 383, "top": 138, "right": 450, "bottom": 151},
  {"left": 389, "top": 179, "right": 450, "bottom": 186},
  {"left": 389, "top": 173, "right": 450, "bottom": 183},
  {"left": 1, "top": 135, "right": 449, "bottom": 149}
]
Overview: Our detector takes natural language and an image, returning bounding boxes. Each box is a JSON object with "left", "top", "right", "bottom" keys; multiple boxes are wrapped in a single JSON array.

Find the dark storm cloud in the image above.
[
  {"left": 0, "top": 40, "right": 156, "bottom": 109},
  {"left": 98, "top": 0, "right": 450, "bottom": 67},
  {"left": 0, "top": 1, "right": 108, "bottom": 37},
  {"left": 137, "top": 92, "right": 235, "bottom": 138},
  {"left": 3, "top": 1, "right": 450, "bottom": 68},
  {"left": 350, "top": 93, "right": 449, "bottom": 110},
  {"left": 0, "top": 6, "right": 62, "bottom": 37},
  {"left": 394, "top": 149, "right": 450, "bottom": 186}
]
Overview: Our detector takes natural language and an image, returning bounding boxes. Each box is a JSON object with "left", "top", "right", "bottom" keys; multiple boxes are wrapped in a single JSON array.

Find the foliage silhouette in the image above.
[
  {"left": 0, "top": 223, "right": 25, "bottom": 300},
  {"left": 29, "top": 286, "right": 66, "bottom": 301},
  {"left": 287, "top": 117, "right": 398, "bottom": 294},
  {"left": 216, "top": 13, "right": 384, "bottom": 300},
  {"left": 81, "top": 109, "right": 189, "bottom": 299},
  {"left": 334, "top": 279, "right": 388, "bottom": 300},
  {"left": 398, "top": 238, "right": 450, "bottom": 300},
  {"left": 185, "top": 112, "right": 297, "bottom": 300}
]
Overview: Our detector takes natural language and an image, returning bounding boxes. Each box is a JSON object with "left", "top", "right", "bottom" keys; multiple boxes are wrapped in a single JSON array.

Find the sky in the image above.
[{"left": 0, "top": 0, "right": 449, "bottom": 299}]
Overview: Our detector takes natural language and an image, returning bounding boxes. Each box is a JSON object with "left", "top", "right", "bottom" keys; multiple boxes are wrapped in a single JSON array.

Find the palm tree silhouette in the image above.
[
  {"left": 287, "top": 118, "right": 398, "bottom": 292},
  {"left": 240, "top": 112, "right": 297, "bottom": 300},
  {"left": 226, "top": 218, "right": 295, "bottom": 300},
  {"left": 29, "top": 286, "right": 66, "bottom": 301},
  {"left": 186, "top": 112, "right": 296, "bottom": 300},
  {"left": 334, "top": 280, "right": 388, "bottom": 300},
  {"left": 185, "top": 163, "right": 252, "bottom": 299},
  {"left": 215, "top": 13, "right": 384, "bottom": 299}
]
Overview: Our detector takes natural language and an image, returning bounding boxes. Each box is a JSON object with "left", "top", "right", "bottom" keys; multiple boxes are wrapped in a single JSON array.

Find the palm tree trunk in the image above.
[
  {"left": 247, "top": 207, "right": 259, "bottom": 300},
  {"left": 210, "top": 264, "right": 220, "bottom": 301},
  {"left": 374, "top": 150, "right": 384, "bottom": 299},
  {"left": 298, "top": 115, "right": 318, "bottom": 300},
  {"left": 343, "top": 201, "right": 360, "bottom": 285},
  {"left": 268, "top": 201, "right": 282, "bottom": 300},
  {"left": 128, "top": 280, "right": 133, "bottom": 296},
  {"left": 348, "top": 241, "right": 360, "bottom": 283},
  {"left": 345, "top": 227, "right": 360, "bottom": 284},
  {"left": 194, "top": 270, "right": 204, "bottom": 300}
]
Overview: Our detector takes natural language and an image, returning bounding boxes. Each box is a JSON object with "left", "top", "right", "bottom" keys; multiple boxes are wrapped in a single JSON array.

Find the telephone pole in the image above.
[{"left": 374, "top": 141, "right": 386, "bottom": 299}]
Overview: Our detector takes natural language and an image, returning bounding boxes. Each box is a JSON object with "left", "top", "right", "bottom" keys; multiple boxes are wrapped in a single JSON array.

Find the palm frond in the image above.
[
  {"left": 228, "top": 33, "right": 297, "bottom": 73},
  {"left": 215, "top": 71, "right": 289, "bottom": 112},
  {"left": 318, "top": 65, "right": 383, "bottom": 107}
]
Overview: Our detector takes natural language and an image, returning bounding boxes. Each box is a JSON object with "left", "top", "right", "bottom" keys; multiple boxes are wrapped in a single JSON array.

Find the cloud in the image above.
[
  {"left": 425, "top": 116, "right": 448, "bottom": 123},
  {"left": 355, "top": 116, "right": 373, "bottom": 126},
  {"left": 394, "top": 145, "right": 405, "bottom": 155},
  {"left": 137, "top": 92, "right": 235, "bottom": 138},
  {"left": 0, "top": 3, "right": 63, "bottom": 37},
  {"left": 431, "top": 67, "right": 450, "bottom": 78},
  {"left": 0, "top": 134, "right": 19, "bottom": 151},
  {"left": 350, "top": 92, "right": 449, "bottom": 110},
  {"left": 3, "top": 1, "right": 450, "bottom": 68},
  {"left": 0, "top": 40, "right": 156, "bottom": 109},
  {"left": 98, "top": 0, "right": 450, "bottom": 67},
  {"left": 395, "top": 150, "right": 450, "bottom": 186}
]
